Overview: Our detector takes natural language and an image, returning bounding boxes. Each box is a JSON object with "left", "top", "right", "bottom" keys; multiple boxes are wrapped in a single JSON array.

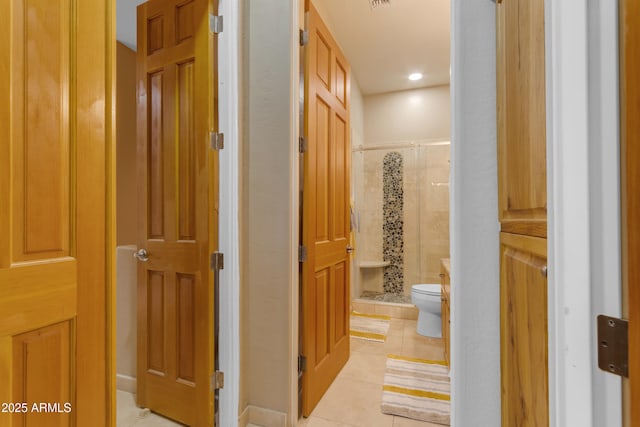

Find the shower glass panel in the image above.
[{"left": 352, "top": 141, "right": 450, "bottom": 303}]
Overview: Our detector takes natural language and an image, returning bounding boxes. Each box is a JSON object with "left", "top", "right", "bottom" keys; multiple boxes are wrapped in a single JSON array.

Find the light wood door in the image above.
[
  {"left": 440, "top": 261, "right": 450, "bottom": 367},
  {"left": 0, "top": 0, "right": 111, "bottom": 425},
  {"left": 302, "top": 3, "right": 351, "bottom": 416},
  {"left": 136, "top": 0, "right": 218, "bottom": 425},
  {"left": 500, "top": 233, "right": 548, "bottom": 427},
  {"left": 621, "top": 0, "right": 640, "bottom": 425},
  {"left": 497, "top": 0, "right": 547, "bottom": 238},
  {"left": 496, "top": 0, "right": 549, "bottom": 425}
]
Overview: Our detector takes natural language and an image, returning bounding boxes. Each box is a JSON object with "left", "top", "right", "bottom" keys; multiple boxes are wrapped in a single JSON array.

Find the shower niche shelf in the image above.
[{"left": 359, "top": 261, "right": 390, "bottom": 269}]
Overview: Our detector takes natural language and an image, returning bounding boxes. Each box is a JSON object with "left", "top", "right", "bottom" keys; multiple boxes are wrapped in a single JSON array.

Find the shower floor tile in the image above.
[{"left": 359, "top": 291, "right": 412, "bottom": 304}]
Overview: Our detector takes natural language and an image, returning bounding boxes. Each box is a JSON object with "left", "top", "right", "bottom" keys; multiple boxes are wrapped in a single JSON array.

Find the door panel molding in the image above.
[
  {"left": 136, "top": 0, "right": 217, "bottom": 425},
  {"left": 301, "top": 3, "right": 351, "bottom": 416},
  {"left": 0, "top": 0, "right": 111, "bottom": 425},
  {"left": 496, "top": 0, "right": 549, "bottom": 424}
]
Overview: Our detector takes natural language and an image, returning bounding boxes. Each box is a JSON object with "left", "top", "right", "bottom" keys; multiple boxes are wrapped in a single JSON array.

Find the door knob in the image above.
[
  {"left": 134, "top": 248, "right": 149, "bottom": 262},
  {"left": 346, "top": 245, "right": 354, "bottom": 254},
  {"left": 541, "top": 265, "right": 548, "bottom": 278}
]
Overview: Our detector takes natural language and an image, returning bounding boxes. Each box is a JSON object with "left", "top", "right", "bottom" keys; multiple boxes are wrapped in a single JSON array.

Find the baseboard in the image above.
[
  {"left": 238, "top": 406, "right": 250, "bottom": 427},
  {"left": 240, "top": 405, "right": 287, "bottom": 427},
  {"left": 116, "top": 374, "right": 136, "bottom": 393}
]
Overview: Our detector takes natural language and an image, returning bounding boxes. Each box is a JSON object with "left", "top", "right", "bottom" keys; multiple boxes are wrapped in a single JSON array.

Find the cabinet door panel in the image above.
[
  {"left": 497, "top": 0, "right": 547, "bottom": 238},
  {"left": 500, "top": 233, "right": 548, "bottom": 427}
]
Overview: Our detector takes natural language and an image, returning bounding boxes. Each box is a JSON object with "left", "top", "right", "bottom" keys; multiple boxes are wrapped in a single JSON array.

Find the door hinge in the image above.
[
  {"left": 298, "top": 355, "right": 307, "bottom": 373},
  {"left": 210, "top": 132, "right": 224, "bottom": 151},
  {"left": 298, "top": 245, "right": 307, "bottom": 263},
  {"left": 211, "top": 371, "right": 225, "bottom": 390},
  {"left": 597, "top": 315, "right": 628, "bottom": 378},
  {"left": 210, "top": 252, "right": 224, "bottom": 271},
  {"left": 210, "top": 15, "right": 223, "bottom": 34},
  {"left": 299, "top": 136, "right": 307, "bottom": 153},
  {"left": 299, "top": 29, "right": 309, "bottom": 46}
]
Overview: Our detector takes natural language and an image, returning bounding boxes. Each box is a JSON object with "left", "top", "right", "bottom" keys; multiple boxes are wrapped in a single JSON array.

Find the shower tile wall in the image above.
[
  {"left": 419, "top": 145, "right": 450, "bottom": 286},
  {"left": 403, "top": 147, "right": 420, "bottom": 295},
  {"left": 355, "top": 144, "right": 450, "bottom": 298},
  {"left": 358, "top": 150, "right": 385, "bottom": 294},
  {"left": 382, "top": 152, "right": 404, "bottom": 294}
]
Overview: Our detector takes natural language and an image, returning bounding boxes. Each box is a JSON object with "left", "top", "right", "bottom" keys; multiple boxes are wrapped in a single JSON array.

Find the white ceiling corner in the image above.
[{"left": 312, "top": 0, "right": 451, "bottom": 95}]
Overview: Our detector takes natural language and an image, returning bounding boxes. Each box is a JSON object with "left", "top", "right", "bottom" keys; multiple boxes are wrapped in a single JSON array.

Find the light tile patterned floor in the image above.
[
  {"left": 118, "top": 319, "right": 446, "bottom": 427},
  {"left": 297, "top": 318, "right": 447, "bottom": 427},
  {"left": 116, "top": 390, "right": 184, "bottom": 427}
]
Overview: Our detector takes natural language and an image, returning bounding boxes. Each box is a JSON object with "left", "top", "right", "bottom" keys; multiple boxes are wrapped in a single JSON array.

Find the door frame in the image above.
[
  {"left": 546, "top": 0, "right": 622, "bottom": 425},
  {"left": 107, "top": 0, "right": 117, "bottom": 424},
  {"left": 217, "top": 0, "right": 242, "bottom": 425},
  {"left": 545, "top": 0, "right": 594, "bottom": 425},
  {"left": 450, "top": 0, "right": 621, "bottom": 426}
]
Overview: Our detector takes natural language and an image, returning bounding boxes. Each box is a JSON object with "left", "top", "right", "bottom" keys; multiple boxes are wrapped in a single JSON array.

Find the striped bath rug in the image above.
[
  {"left": 382, "top": 354, "right": 450, "bottom": 425},
  {"left": 349, "top": 312, "right": 391, "bottom": 342}
]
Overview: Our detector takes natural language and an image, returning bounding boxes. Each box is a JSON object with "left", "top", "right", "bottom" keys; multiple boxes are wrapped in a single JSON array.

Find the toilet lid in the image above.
[{"left": 412, "top": 284, "right": 441, "bottom": 296}]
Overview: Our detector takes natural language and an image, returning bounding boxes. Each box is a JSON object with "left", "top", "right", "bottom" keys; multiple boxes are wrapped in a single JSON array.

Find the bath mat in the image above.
[
  {"left": 349, "top": 311, "right": 391, "bottom": 342},
  {"left": 381, "top": 354, "right": 450, "bottom": 425}
]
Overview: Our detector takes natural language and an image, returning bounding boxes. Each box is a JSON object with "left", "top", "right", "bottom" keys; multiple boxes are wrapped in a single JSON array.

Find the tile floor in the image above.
[
  {"left": 117, "top": 318, "right": 447, "bottom": 427},
  {"left": 297, "top": 317, "right": 447, "bottom": 427},
  {"left": 116, "top": 390, "right": 184, "bottom": 427}
]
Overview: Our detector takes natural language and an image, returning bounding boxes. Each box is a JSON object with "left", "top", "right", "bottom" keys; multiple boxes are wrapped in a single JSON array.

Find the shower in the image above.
[{"left": 352, "top": 140, "right": 450, "bottom": 304}]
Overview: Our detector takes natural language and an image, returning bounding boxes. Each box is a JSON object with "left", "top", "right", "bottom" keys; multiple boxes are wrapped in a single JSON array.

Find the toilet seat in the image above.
[{"left": 412, "top": 284, "right": 441, "bottom": 296}]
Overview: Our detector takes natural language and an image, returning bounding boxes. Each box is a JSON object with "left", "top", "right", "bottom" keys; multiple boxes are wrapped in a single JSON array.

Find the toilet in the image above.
[{"left": 411, "top": 284, "right": 442, "bottom": 338}]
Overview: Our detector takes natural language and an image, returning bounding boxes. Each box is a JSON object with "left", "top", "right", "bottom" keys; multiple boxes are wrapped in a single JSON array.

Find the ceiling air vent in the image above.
[{"left": 369, "top": 0, "right": 391, "bottom": 10}]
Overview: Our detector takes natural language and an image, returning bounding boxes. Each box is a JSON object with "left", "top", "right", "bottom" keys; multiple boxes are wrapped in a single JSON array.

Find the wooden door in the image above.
[
  {"left": 136, "top": 0, "right": 218, "bottom": 425},
  {"left": 500, "top": 234, "right": 548, "bottom": 426},
  {"left": 0, "top": 0, "right": 111, "bottom": 426},
  {"left": 621, "top": 0, "right": 640, "bottom": 425},
  {"left": 301, "top": 3, "right": 352, "bottom": 417},
  {"left": 496, "top": 0, "right": 547, "bottom": 239},
  {"left": 496, "top": 0, "right": 549, "bottom": 425}
]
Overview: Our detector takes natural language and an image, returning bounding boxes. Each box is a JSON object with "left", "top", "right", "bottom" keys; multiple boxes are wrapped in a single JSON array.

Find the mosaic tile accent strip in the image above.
[{"left": 383, "top": 152, "right": 404, "bottom": 295}]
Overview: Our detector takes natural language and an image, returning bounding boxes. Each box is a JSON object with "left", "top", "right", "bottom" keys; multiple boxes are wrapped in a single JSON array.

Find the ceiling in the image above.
[{"left": 313, "top": 0, "right": 450, "bottom": 95}]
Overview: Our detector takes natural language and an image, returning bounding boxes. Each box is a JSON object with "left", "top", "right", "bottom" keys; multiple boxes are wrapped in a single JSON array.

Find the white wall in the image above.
[
  {"left": 450, "top": 1, "right": 500, "bottom": 426},
  {"left": 241, "top": 0, "right": 298, "bottom": 422},
  {"left": 351, "top": 77, "right": 365, "bottom": 143},
  {"left": 116, "top": 0, "right": 146, "bottom": 50},
  {"left": 364, "top": 86, "right": 450, "bottom": 145},
  {"left": 115, "top": 41, "right": 138, "bottom": 394},
  {"left": 115, "top": 245, "right": 137, "bottom": 392}
]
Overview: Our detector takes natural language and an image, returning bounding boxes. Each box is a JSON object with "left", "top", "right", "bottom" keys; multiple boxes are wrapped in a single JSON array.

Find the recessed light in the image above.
[{"left": 408, "top": 73, "right": 423, "bottom": 81}]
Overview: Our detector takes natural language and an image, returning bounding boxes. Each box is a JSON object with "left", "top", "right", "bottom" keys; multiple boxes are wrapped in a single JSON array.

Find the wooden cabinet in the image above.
[
  {"left": 496, "top": 0, "right": 549, "bottom": 425},
  {"left": 440, "top": 259, "right": 451, "bottom": 367},
  {"left": 500, "top": 233, "right": 548, "bottom": 426},
  {"left": 497, "top": 0, "right": 547, "bottom": 238}
]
